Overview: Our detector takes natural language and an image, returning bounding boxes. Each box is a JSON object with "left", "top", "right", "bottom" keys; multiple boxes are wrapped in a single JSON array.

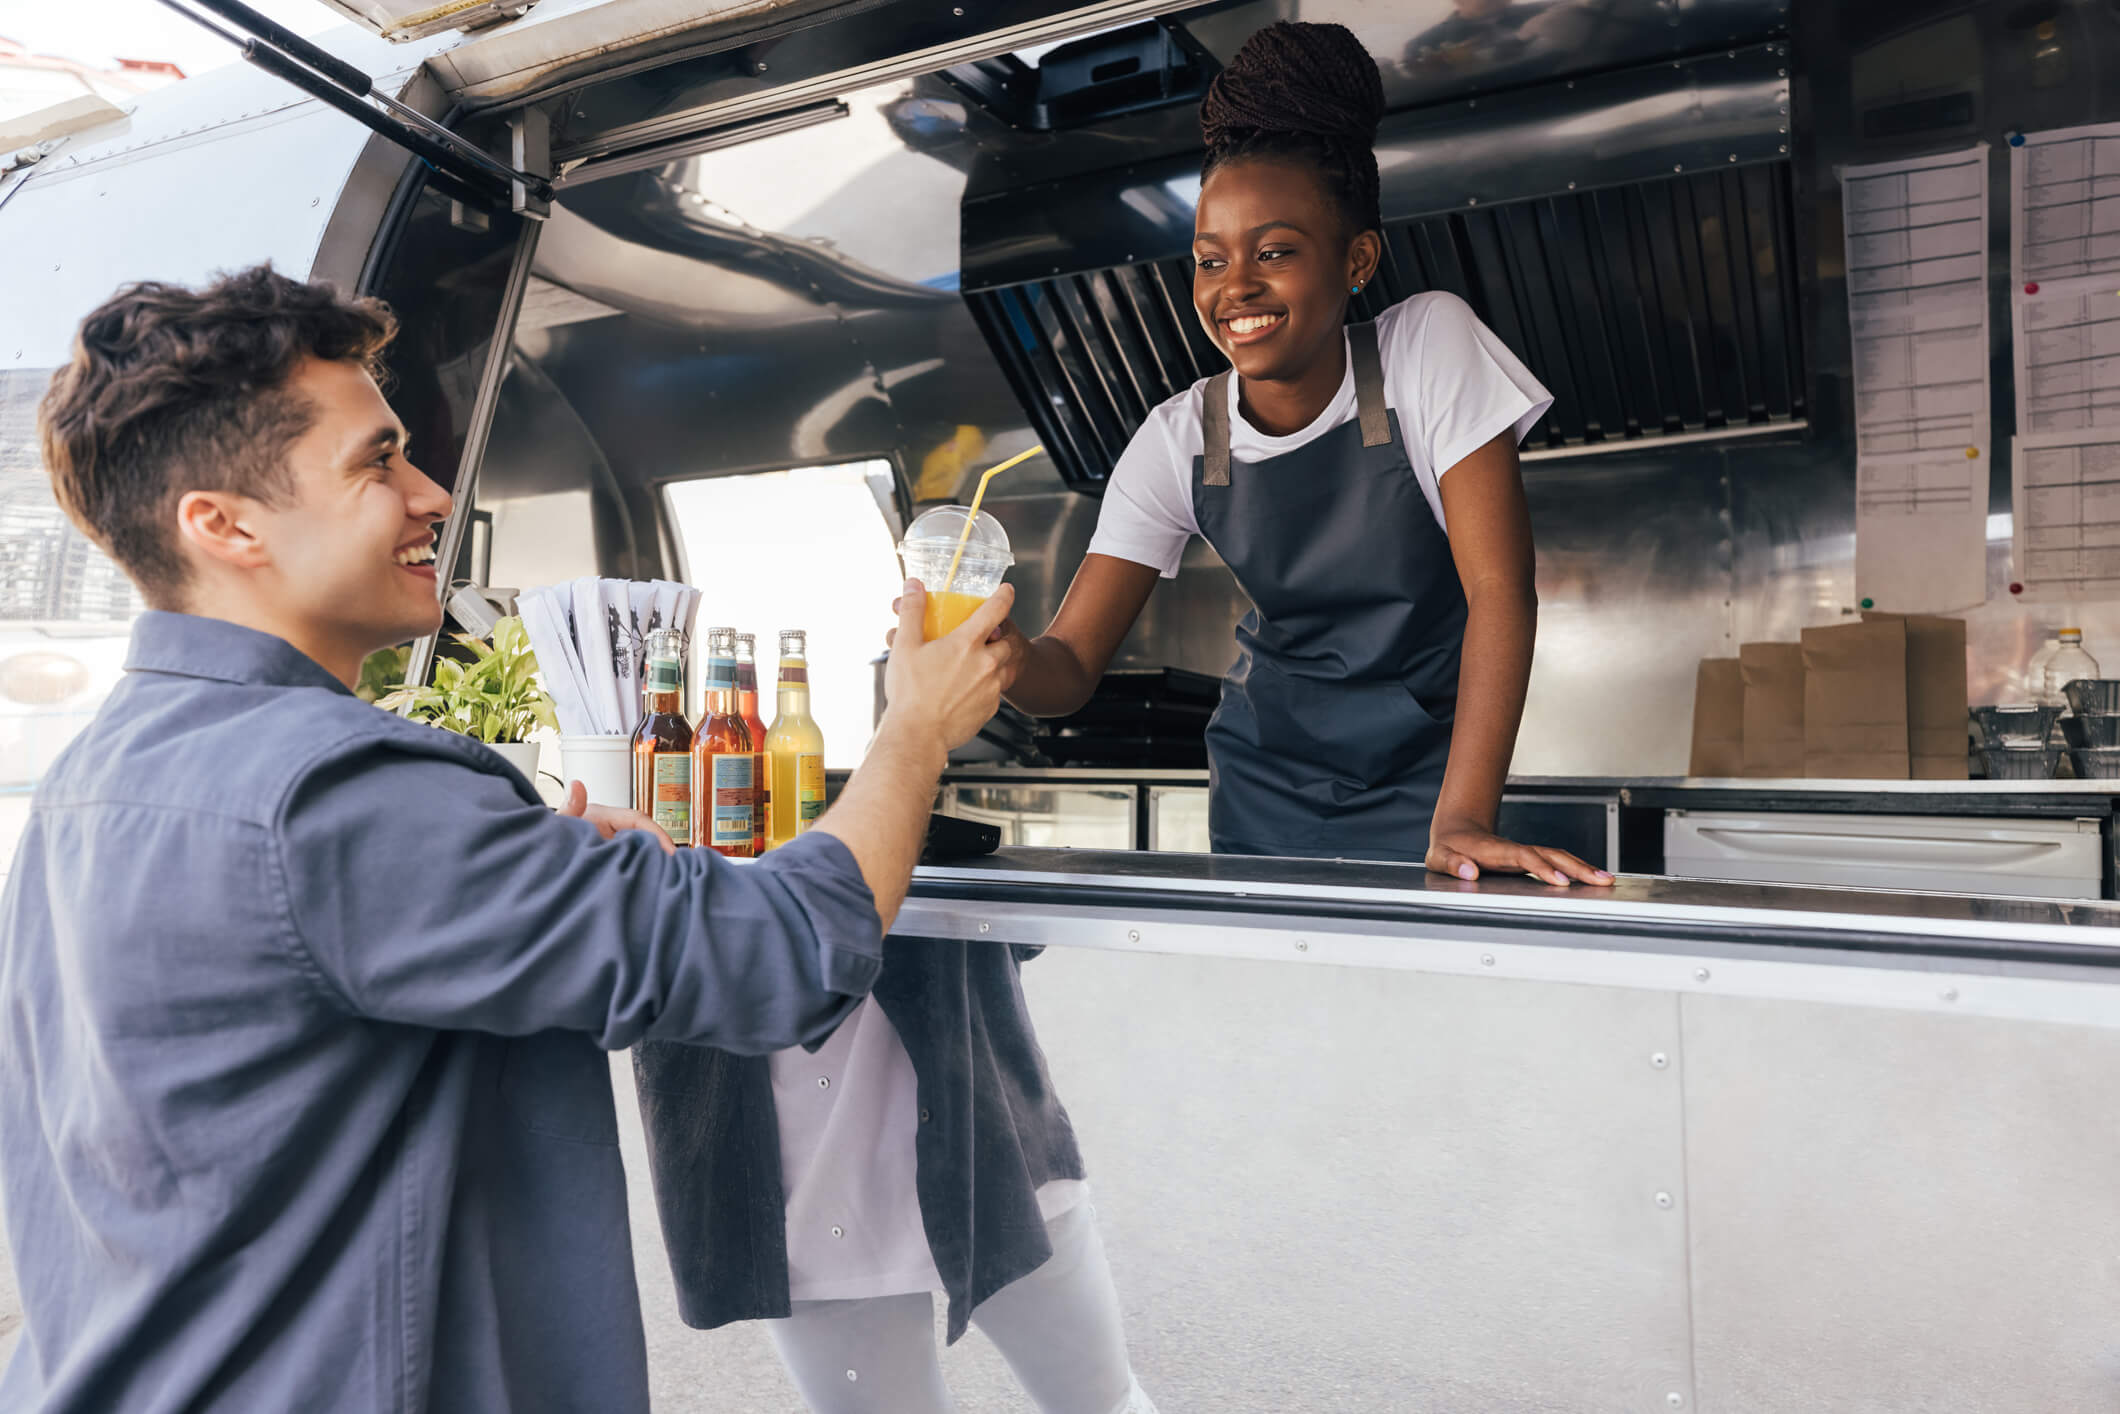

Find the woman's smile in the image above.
[{"left": 1221, "top": 310, "right": 1288, "bottom": 345}]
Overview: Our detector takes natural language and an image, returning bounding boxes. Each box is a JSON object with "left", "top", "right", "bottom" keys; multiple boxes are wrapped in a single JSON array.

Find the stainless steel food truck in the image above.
[{"left": 7, "top": 1, "right": 2120, "bottom": 1408}]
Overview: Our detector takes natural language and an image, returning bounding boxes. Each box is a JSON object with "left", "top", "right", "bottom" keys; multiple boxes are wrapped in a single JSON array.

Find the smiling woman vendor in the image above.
[{"left": 1000, "top": 21, "right": 1610, "bottom": 887}]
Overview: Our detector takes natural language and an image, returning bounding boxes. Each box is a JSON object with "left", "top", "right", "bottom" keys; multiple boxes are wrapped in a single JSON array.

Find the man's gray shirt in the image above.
[{"left": 0, "top": 611, "right": 882, "bottom": 1412}]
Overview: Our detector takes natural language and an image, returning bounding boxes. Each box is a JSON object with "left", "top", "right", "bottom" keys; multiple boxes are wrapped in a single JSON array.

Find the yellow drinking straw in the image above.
[{"left": 942, "top": 445, "right": 1044, "bottom": 592}]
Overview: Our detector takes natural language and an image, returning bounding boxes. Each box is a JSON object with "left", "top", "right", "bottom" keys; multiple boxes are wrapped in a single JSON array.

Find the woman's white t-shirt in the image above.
[{"left": 1085, "top": 292, "right": 1554, "bottom": 576}]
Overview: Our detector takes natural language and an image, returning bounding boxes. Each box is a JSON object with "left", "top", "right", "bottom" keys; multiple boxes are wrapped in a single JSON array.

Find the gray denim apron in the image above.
[{"left": 1194, "top": 320, "right": 1467, "bottom": 861}]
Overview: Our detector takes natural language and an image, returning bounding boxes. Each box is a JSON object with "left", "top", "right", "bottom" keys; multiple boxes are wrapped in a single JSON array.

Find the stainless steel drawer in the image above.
[{"left": 1664, "top": 810, "right": 2104, "bottom": 899}]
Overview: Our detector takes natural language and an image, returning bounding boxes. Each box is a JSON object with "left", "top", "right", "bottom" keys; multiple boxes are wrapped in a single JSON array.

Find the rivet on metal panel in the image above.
[
  {"left": 1468, "top": 197, "right": 1478, "bottom": 206},
  {"left": 1940, "top": 988, "right": 1959, "bottom": 1002},
  {"left": 1673, "top": 164, "right": 1682, "bottom": 173},
  {"left": 1567, "top": 181, "right": 1576, "bottom": 190},
  {"left": 978, "top": 922, "right": 990, "bottom": 933},
  {"left": 1728, "top": 154, "right": 1737, "bottom": 162},
  {"left": 1779, "top": 145, "right": 1788, "bottom": 154},
  {"left": 1295, "top": 938, "right": 1309, "bottom": 952},
  {"left": 1694, "top": 967, "right": 1711, "bottom": 983},
  {"left": 1468, "top": 99, "right": 1477, "bottom": 108},
  {"left": 1128, "top": 929, "right": 1141, "bottom": 943},
  {"left": 1651, "top": 1052, "right": 1669, "bottom": 1069},
  {"left": 1668, "top": 1396, "right": 1685, "bottom": 1409},
  {"left": 1655, "top": 1192, "right": 1674, "bottom": 1209},
  {"left": 953, "top": 5, "right": 963, "bottom": 12},
  {"left": 1480, "top": 953, "right": 1495, "bottom": 967},
  {"left": 1779, "top": 68, "right": 1787, "bottom": 77}
]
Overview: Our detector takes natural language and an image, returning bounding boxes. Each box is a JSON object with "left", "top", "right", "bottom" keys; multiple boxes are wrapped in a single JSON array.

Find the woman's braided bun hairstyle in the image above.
[{"left": 1199, "top": 21, "right": 1386, "bottom": 238}]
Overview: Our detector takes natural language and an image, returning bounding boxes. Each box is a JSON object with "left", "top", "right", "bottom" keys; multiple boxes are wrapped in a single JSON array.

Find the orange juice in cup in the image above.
[
  {"left": 900, "top": 506, "right": 1013, "bottom": 642},
  {"left": 923, "top": 590, "right": 993, "bottom": 640}
]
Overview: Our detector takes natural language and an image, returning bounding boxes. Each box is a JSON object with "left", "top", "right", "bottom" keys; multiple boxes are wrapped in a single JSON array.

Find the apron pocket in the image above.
[{"left": 1214, "top": 664, "right": 1448, "bottom": 790}]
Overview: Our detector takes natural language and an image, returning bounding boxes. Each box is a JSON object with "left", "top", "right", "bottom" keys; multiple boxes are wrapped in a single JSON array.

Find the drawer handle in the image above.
[{"left": 1692, "top": 827, "right": 2063, "bottom": 868}]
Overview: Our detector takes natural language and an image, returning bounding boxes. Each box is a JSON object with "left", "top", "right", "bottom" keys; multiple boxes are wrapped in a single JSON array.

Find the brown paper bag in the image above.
[
  {"left": 1803, "top": 619, "right": 1910, "bottom": 778},
  {"left": 1866, "top": 613, "right": 1969, "bottom": 780},
  {"left": 1740, "top": 643, "right": 1806, "bottom": 778},
  {"left": 1689, "top": 659, "right": 1745, "bottom": 777}
]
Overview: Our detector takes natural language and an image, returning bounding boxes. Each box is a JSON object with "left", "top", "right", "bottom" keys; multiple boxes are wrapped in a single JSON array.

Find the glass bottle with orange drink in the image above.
[
  {"left": 734, "top": 632, "right": 770, "bottom": 856},
  {"left": 692, "top": 627, "right": 757, "bottom": 857},
  {"left": 632, "top": 628, "right": 694, "bottom": 844},
  {"left": 765, "top": 629, "right": 826, "bottom": 849}
]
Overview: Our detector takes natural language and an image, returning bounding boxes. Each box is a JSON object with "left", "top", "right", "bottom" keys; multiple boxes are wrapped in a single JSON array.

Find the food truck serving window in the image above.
[{"left": 663, "top": 461, "right": 899, "bottom": 767}]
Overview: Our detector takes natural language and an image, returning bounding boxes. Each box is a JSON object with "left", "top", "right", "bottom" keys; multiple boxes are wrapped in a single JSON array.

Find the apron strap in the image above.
[
  {"left": 1201, "top": 370, "right": 1233, "bottom": 487},
  {"left": 1349, "top": 320, "right": 1391, "bottom": 449},
  {"left": 1199, "top": 321, "right": 1385, "bottom": 486}
]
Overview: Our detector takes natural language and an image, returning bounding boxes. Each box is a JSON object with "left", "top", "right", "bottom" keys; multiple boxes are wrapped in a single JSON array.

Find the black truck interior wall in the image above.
[{"left": 356, "top": 0, "right": 2115, "bottom": 775}]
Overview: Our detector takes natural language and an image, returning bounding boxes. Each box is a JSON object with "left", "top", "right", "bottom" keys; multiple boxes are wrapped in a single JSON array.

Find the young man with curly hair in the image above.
[{"left": 0, "top": 265, "right": 1013, "bottom": 1414}]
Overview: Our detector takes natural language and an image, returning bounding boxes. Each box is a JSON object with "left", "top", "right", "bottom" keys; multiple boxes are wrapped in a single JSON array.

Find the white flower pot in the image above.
[{"left": 487, "top": 740, "right": 543, "bottom": 783}]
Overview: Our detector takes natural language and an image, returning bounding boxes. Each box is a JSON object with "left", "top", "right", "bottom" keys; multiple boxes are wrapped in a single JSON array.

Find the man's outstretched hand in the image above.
[{"left": 558, "top": 780, "right": 677, "bottom": 854}]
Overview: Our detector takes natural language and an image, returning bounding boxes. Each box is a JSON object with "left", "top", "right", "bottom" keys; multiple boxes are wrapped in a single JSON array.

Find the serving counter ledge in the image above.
[{"left": 899, "top": 848, "right": 2120, "bottom": 1028}]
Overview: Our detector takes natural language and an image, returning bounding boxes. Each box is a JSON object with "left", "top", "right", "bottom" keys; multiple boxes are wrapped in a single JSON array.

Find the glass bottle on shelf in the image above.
[
  {"left": 632, "top": 628, "right": 694, "bottom": 845},
  {"left": 692, "top": 627, "right": 757, "bottom": 857},
  {"left": 2042, "top": 628, "right": 2100, "bottom": 711},
  {"left": 766, "top": 629, "right": 827, "bottom": 850},
  {"left": 735, "top": 633, "right": 771, "bottom": 857},
  {"left": 2026, "top": 631, "right": 2063, "bottom": 706}
]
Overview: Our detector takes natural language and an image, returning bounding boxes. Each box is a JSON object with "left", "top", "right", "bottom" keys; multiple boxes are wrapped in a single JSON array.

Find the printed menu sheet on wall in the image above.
[
  {"left": 2009, "top": 122, "right": 2120, "bottom": 601},
  {"left": 1841, "top": 145, "right": 1990, "bottom": 612},
  {"left": 2010, "top": 121, "right": 2120, "bottom": 288},
  {"left": 2012, "top": 431, "right": 2120, "bottom": 600}
]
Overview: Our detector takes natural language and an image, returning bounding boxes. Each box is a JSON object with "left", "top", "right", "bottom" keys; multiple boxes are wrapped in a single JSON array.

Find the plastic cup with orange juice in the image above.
[{"left": 900, "top": 505, "right": 1013, "bottom": 641}]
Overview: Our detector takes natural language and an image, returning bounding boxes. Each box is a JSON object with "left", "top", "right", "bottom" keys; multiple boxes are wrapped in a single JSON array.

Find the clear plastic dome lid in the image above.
[{"left": 901, "top": 505, "right": 1012, "bottom": 564}]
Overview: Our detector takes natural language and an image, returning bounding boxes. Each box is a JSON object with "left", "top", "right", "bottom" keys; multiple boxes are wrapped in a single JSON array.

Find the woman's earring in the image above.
[{"left": 1351, "top": 284, "right": 1362, "bottom": 294}]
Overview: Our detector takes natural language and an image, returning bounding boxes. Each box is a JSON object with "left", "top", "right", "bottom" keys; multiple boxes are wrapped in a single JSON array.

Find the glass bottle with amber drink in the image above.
[
  {"left": 632, "top": 628, "right": 694, "bottom": 845},
  {"left": 692, "top": 627, "right": 757, "bottom": 857},
  {"left": 735, "top": 633, "right": 771, "bottom": 856},
  {"left": 765, "top": 629, "right": 826, "bottom": 850}
]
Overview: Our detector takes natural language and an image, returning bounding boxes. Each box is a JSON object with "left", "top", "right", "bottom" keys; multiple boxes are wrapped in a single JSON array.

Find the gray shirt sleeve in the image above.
[{"left": 274, "top": 737, "right": 881, "bottom": 1053}]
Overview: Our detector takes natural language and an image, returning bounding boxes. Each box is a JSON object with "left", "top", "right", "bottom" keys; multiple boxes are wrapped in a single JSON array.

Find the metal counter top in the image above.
[
  {"left": 908, "top": 847, "right": 2120, "bottom": 956},
  {"left": 939, "top": 766, "right": 2120, "bottom": 797},
  {"left": 1514, "top": 775, "right": 2120, "bottom": 797}
]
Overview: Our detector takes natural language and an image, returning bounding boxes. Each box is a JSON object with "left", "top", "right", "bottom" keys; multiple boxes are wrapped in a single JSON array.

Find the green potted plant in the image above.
[{"left": 375, "top": 616, "right": 558, "bottom": 782}]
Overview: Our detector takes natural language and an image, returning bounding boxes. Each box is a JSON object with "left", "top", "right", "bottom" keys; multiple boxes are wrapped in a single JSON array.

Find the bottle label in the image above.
[
  {"left": 646, "top": 659, "right": 681, "bottom": 694},
  {"left": 754, "top": 752, "right": 769, "bottom": 845},
  {"left": 798, "top": 754, "right": 825, "bottom": 826},
  {"left": 650, "top": 753, "right": 691, "bottom": 839},
  {"left": 708, "top": 753, "right": 755, "bottom": 849}
]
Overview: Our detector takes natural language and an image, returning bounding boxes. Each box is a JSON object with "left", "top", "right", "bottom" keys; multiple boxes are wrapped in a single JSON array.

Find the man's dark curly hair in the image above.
[
  {"left": 39, "top": 264, "right": 397, "bottom": 607},
  {"left": 1199, "top": 21, "right": 1387, "bottom": 239}
]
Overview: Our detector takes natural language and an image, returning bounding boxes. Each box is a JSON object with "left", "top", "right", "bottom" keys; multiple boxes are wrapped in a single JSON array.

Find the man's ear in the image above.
[{"left": 175, "top": 490, "right": 271, "bottom": 573}]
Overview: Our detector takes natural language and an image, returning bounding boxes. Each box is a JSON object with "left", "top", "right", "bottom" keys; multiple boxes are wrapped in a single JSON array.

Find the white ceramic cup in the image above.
[{"left": 559, "top": 734, "right": 634, "bottom": 809}]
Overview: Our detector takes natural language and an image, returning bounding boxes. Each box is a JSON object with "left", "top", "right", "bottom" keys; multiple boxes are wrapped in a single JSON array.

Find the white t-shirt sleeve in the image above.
[
  {"left": 1390, "top": 292, "right": 1553, "bottom": 481},
  {"left": 1083, "top": 391, "right": 1203, "bottom": 579}
]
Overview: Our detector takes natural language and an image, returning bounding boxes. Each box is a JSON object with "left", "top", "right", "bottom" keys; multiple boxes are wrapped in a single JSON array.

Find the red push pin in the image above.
[
  {"left": 2010, "top": 582, "right": 2025, "bottom": 595},
  {"left": 2026, "top": 282, "right": 2040, "bottom": 294}
]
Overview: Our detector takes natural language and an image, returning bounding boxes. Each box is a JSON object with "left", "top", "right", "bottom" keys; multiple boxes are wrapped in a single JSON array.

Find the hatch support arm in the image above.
[{"left": 152, "top": 0, "right": 552, "bottom": 217}]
